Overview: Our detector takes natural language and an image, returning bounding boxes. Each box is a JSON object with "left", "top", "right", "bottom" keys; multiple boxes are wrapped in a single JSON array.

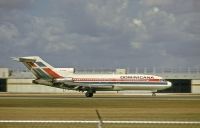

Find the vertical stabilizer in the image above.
[{"left": 12, "top": 56, "right": 63, "bottom": 79}]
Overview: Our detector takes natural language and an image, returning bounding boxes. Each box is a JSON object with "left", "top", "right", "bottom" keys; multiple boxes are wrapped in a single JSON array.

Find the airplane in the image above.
[{"left": 12, "top": 56, "right": 172, "bottom": 97}]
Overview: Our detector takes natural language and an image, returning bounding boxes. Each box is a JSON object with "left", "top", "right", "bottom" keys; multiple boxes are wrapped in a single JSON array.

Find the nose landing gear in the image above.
[
  {"left": 152, "top": 92, "right": 156, "bottom": 96},
  {"left": 152, "top": 91, "right": 157, "bottom": 96}
]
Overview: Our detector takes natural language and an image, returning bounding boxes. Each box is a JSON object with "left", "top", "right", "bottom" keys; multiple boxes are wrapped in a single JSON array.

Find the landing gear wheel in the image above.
[
  {"left": 152, "top": 92, "right": 156, "bottom": 96},
  {"left": 85, "top": 92, "right": 93, "bottom": 97}
]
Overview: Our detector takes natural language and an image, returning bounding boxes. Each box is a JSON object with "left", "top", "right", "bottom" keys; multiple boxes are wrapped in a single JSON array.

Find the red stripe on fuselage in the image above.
[
  {"left": 72, "top": 78, "right": 160, "bottom": 82},
  {"left": 43, "top": 68, "right": 62, "bottom": 78},
  {"left": 148, "top": 79, "right": 160, "bottom": 82}
]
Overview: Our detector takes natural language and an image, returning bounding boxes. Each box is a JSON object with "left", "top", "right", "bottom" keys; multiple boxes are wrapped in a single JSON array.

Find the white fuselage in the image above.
[{"left": 55, "top": 71, "right": 172, "bottom": 91}]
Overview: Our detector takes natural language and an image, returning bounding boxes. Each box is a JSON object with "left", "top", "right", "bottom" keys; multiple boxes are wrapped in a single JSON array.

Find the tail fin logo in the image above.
[
  {"left": 27, "top": 62, "right": 37, "bottom": 68},
  {"left": 43, "top": 68, "right": 62, "bottom": 78},
  {"left": 28, "top": 61, "right": 62, "bottom": 79},
  {"left": 35, "top": 62, "right": 46, "bottom": 67},
  {"left": 13, "top": 56, "right": 63, "bottom": 79}
]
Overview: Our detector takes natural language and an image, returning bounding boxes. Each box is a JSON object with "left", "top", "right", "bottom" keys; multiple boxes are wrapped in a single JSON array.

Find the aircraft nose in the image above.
[{"left": 167, "top": 81, "right": 172, "bottom": 88}]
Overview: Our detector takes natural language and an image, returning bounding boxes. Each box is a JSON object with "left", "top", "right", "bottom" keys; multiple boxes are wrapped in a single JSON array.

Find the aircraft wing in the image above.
[
  {"left": 63, "top": 82, "right": 114, "bottom": 90},
  {"left": 53, "top": 79, "right": 114, "bottom": 91}
]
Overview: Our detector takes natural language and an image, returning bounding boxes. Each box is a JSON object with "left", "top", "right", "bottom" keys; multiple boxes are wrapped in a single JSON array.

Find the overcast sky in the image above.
[{"left": 0, "top": 0, "right": 200, "bottom": 69}]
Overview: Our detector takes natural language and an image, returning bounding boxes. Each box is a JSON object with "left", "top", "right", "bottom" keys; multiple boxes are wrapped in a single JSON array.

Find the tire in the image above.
[{"left": 85, "top": 92, "right": 93, "bottom": 97}]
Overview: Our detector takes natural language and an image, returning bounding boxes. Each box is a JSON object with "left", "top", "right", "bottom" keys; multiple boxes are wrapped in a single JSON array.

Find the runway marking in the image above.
[{"left": 0, "top": 120, "right": 200, "bottom": 124}]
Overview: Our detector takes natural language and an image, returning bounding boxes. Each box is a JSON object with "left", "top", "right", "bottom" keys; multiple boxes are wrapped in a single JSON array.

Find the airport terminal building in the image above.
[{"left": 0, "top": 68, "right": 200, "bottom": 94}]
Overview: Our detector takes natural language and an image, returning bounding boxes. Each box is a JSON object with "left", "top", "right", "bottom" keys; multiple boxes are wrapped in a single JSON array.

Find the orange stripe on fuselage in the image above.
[{"left": 43, "top": 68, "right": 62, "bottom": 78}]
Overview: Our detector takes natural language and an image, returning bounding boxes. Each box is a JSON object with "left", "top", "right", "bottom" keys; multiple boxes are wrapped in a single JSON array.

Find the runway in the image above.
[
  {"left": 0, "top": 93, "right": 200, "bottom": 128},
  {"left": 0, "top": 93, "right": 200, "bottom": 100}
]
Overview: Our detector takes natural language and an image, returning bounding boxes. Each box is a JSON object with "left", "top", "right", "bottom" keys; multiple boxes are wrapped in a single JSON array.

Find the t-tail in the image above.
[{"left": 12, "top": 56, "right": 63, "bottom": 80}]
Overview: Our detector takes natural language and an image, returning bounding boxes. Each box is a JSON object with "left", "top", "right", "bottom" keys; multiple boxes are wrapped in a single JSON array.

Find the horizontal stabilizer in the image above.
[
  {"left": 11, "top": 57, "right": 20, "bottom": 61},
  {"left": 11, "top": 56, "right": 38, "bottom": 62}
]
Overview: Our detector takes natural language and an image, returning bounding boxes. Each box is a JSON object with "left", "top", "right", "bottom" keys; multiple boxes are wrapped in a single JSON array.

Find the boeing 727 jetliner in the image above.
[{"left": 13, "top": 56, "right": 172, "bottom": 97}]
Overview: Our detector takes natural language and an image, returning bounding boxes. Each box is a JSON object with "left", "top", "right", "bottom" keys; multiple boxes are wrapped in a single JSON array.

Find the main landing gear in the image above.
[{"left": 85, "top": 91, "right": 94, "bottom": 97}]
